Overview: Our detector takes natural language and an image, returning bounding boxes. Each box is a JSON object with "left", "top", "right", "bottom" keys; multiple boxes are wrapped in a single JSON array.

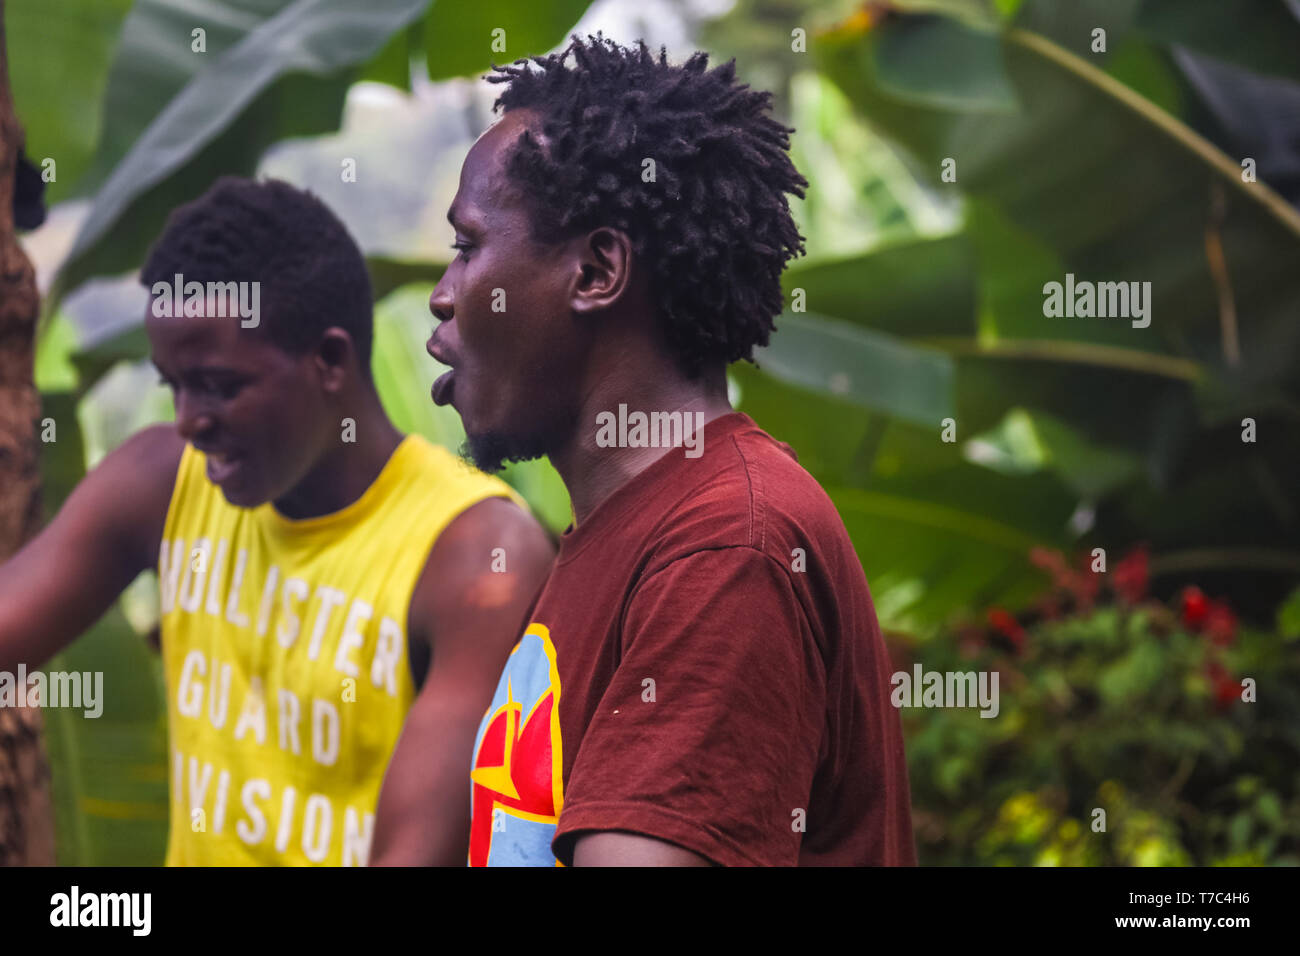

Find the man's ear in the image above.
[
  {"left": 570, "top": 227, "right": 634, "bottom": 315},
  {"left": 314, "top": 328, "right": 357, "bottom": 392}
]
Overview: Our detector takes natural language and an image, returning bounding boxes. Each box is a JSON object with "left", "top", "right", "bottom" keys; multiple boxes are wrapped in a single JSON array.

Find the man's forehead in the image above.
[
  {"left": 452, "top": 111, "right": 543, "bottom": 221},
  {"left": 147, "top": 313, "right": 239, "bottom": 351},
  {"left": 473, "top": 108, "right": 541, "bottom": 154},
  {"left": 145, "top": 298, "right": 259, "bottom": 358}
]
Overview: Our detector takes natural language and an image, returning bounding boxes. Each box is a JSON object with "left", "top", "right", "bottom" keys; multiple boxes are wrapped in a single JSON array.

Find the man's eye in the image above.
[
  {"left": 188, "top": 377, "right": 240, "bottom": 399},
  {"left": 451, "top": 241, "right": 473, "bottom": 262}
]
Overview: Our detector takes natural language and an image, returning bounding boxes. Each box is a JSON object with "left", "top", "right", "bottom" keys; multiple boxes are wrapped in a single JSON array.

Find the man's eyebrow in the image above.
[
  {"left": 447, "top": 203, "right": 482, "bottom": 231},
  {"left": 154, "top": 363, "right": 241, "bottom": 379}
]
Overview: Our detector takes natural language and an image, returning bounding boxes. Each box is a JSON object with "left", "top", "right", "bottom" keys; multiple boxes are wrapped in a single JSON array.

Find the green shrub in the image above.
[{"left": 899, "top": 548, "right": 1300, "bottom": 866}]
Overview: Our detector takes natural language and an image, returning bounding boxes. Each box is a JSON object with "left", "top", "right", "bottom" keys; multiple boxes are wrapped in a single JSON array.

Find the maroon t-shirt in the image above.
[{"left": 466, "top": 412, "right": 915, "bottom": 866}]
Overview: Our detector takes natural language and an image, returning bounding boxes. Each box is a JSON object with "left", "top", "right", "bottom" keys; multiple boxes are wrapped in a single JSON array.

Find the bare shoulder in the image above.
[
  {"left": 431, "top": 496, "right": 554, "bottom": 557},
  {"left": 112, "top": 422, "right": 186, "bottom": 472},
  {"left": 81, "top": 423, "right": 186, "bottom": 568},
  {"left": 409, "top": 496, "right": 556, "bottom": 649},
  {"left": 98, "top": 423, "right": 185, "bottom": 504}
]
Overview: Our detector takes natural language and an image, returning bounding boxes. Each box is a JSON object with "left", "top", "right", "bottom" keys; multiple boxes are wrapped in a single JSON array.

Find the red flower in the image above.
[
  {"left": 987, "top": 607, "right": 1025, "bottom": 652},
  {"left": 1113, "top": 545, "right": 1149, "bottom": 605},
  {"left": 1181, "top": 586, "right": 1210, "bottom": 629},
  {"left": 1213, "top": 673, "right": 1239, "bottom": 710},
  {"left": 1204, "top": 659, "right": 1239, "bottom": 712},
  {"left": 1205, "top": 602, "right": 1237, "bottom": 647},
  {"left": 1072, "top": 552, "right": 1102, "bottom": 608}
]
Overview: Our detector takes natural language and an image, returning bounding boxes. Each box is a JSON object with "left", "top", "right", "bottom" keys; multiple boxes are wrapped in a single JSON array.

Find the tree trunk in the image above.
[{"left": 0, "top": 0, "right": 56, "bottom": 867}]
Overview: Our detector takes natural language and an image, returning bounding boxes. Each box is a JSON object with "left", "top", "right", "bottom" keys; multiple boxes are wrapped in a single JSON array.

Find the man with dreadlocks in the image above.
[{"left": 426, "top": 34, "right": 916, "bottom": 866}]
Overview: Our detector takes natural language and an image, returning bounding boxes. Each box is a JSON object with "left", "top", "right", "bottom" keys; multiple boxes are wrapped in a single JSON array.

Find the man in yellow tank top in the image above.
[{"left": 0, "top": 177, "right": 554, "bottom": 865}]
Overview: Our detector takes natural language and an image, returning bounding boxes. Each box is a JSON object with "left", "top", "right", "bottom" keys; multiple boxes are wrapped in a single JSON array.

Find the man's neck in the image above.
[
  {"left": 273, "top": 397, "right": 403, "bottom": 520},
  {"left": 549, "top": 361, "right": 733, "bottom": 526}
]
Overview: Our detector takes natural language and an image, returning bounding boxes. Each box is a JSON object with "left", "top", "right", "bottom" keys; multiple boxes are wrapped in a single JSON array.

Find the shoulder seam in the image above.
[
  {"left": 635, "top": 543, "right": 798, "bottom": 596},
  {"left": 729, "top": 431, "right": 764, "bottom": 550}
]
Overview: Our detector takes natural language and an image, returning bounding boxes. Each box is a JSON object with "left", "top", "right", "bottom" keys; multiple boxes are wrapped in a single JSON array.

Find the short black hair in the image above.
[
  {"left": 487, "top": 34, "right": 808, "bottom": 377},
  {"left": 141, "top": 176, "right": 374, "bottom": 376}
]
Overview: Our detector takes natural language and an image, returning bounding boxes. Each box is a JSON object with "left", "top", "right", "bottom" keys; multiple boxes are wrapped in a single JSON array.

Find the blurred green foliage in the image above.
[{"left": 904, "top": 578, "right": 1300, "bottom": 865}]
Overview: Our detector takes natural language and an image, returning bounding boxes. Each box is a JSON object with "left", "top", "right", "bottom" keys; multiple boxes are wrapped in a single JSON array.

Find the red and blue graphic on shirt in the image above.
[{"left": 468, "top": 624, "right": 564, "bottom": 866}]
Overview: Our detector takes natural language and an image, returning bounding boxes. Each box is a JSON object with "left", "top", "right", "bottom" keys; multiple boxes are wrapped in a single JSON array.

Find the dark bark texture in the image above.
[{"left": 0, "top": 0, "right": 56, "bottom": 867}]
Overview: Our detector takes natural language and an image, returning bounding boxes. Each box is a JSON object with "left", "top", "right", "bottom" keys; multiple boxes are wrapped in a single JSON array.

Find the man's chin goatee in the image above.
[{"left": 461, "top": 432, "right": 548, "bottom": 474}]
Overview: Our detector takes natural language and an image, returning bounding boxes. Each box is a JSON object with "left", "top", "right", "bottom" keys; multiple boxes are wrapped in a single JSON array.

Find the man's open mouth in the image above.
[
  {"left": 431, "top": 370, "right": 456, "bottom": 407},
  {"left": 205, "top": 451, "right": 243, "bottom": 485}
]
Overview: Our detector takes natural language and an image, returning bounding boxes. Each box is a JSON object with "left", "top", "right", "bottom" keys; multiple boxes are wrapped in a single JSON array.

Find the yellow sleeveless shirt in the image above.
[{"left": 157, "top": 435, "right": 521, "bottom": 866}]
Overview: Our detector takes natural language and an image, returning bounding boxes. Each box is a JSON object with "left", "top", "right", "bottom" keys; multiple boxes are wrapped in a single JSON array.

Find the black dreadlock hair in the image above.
[
  {"left": 487, "top": 34, "right": 808, "bottom": 378},
  {"left": 141, "top": 176, "right": 374, "bottom": 378}
]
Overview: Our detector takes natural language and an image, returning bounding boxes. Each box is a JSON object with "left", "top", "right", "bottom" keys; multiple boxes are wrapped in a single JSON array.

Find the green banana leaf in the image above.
[
  {"left": 54, "top": 0, "right": 595, "bottom": 300},
  {"left": 1133, "top": 0, "right": 1300, "bottom": 85},
  {"left": 807, "top": 3, "right": 1300, "bottom": 582},
  {"left": 759, "top": 311, "right": 954, "bottom": 426},
  {"left": 815, "top": 8, "right": 1300, "bottom": 384},
  {"left": 6, "top": 0, "right": 134, "bottom": 203},
  {"left": 55, "top": 0, "right": 431, "bottom": 297},
  {"left": 423, "top": 0, "right": 593, "bottom": 81}
]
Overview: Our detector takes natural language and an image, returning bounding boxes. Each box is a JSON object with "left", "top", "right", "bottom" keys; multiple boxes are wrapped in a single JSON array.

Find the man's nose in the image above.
[
  {"left": 429, "top": 279, "right": 453, "bottom": 324},
  {"left": 173, "top": 390, "right": 214, "bottom": 442}
]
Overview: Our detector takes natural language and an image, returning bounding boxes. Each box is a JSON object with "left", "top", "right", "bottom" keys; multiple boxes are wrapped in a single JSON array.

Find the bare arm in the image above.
[
  {"left": 0, "top": 424, "right": 182, "bottom": 672},
  {"left": 573, "top": 831, "right": 714, "bottom": 866},
  {"left": 370, "top": 496, "right": 555, "bottom": 866}
]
